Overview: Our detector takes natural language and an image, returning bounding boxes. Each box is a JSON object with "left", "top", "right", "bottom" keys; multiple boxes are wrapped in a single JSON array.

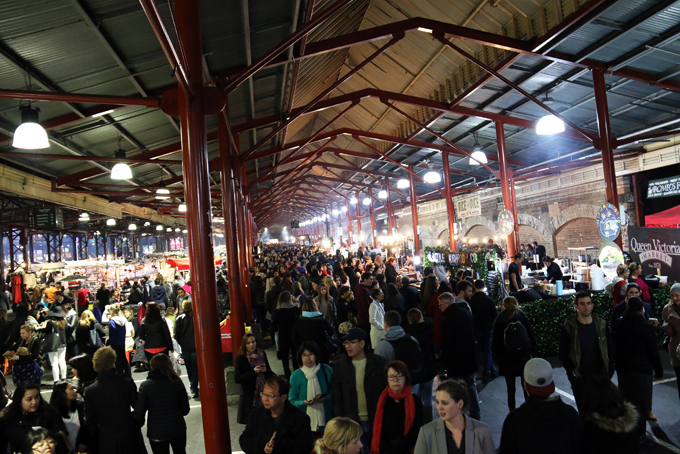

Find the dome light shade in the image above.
[
  {"left": 363, "top": 197, "right": 370, "bottom": 206},
  {"left": 111, "top": 148, "right": 132, "bottom": 179},
  {"left": 175, "top": 228, "right": 180, "bottom": 232},
  {"left": 332, "top": 209, "right": 339, "bottom": 215},
  {"left": 128, "top": 223, "right": 137, "bottom": 230},
  {"left": 155, "top": 180, "right": 170, "bottom": 199},
  {"left": 424, "top": 171, "right": 441, "bottom": 183},
  {"left": 13, "top": 106, "right": 49, "bottom": 149},
  {"left": 156, "top": 225, "right": 163, "bottom": 231},
  {"left": 178, "top": 200, "right": 187, "bottom": 212},
  {"left": 341, "top": 206, "right": 348, "bottom": 213},
  {"left": 182, "top": 229, "right": 187, "bottom": 233},
  {"left": 536, "top": 115, "right": 565, "bottom": 135},
  {"left": 106, "top": 218, "right": 116, "bottom": 226},
  {"left": 469, "top": 150, "right": 488, "bottom": 165},
  {"left": 78, "top": 212, "right": 90, "bottom": 221},
  {"left": 397, "top": 178, "right": 410, "bottom": 189},
  {"left": 350, "top": 195, "right": 358, "bottom": 204},
  {"left": 166, "top": 227, "right": 172, "bottom": 232},
  {"left": 378, "top": 190, "right": 387, "bottom": 199}
]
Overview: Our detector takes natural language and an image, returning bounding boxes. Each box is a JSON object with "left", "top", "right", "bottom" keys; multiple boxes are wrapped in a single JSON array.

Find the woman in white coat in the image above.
[
  {"left": 368, "top": 287, "right": 386, "bottom": 348},
  {"left": 414, "top": 379, "right": 495, "bottom": 454}
]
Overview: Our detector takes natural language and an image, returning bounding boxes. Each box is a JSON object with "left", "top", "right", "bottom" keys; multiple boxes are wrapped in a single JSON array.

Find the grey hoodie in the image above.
[{"left": 374, "top": 325, "right": 418, "bottom": 362}]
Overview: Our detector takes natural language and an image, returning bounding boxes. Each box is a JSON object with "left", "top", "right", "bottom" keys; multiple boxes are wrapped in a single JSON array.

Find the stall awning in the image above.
[
  {"left": 167, "top": 256, "right": 222, "bottom": 271},
  {"left": 645, "top": 205, "right": 680, "bottom": 228}
]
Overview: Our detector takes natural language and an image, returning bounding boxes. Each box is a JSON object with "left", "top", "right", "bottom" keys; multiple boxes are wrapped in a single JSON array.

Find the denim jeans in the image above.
[
  {"left": 412, "top": 379, "right": 434, "bottom": 408},
  {"left": 360, "top": 420, "right": 372, "bottom": 454},
  {"left": 475, "top": 330, "right": 496, "bottom": 378},
  {"left": 449, "top": 374, "right": 481, "bottom": 420}
]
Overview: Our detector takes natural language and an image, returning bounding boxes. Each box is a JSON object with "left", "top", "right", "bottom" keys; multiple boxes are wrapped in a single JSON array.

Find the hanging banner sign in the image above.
[
  {"left": 498, "top": 208, "right": 514, "bottom": 236},
  {"left": 455, "top": 195, "right": 481, "bottom": 219},
  {"left": 647, "top": 176, "right": 680, "bottom": 199},
  {"left": 596, "top": 203, "right": 621, "bottom": 241},
  {"left": 628, "top": 226, "right": 680, "bottom": 283}
]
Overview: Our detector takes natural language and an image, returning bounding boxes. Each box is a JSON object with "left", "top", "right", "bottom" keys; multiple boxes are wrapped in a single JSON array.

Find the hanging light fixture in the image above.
[
  {"left": 111, "top": 148, "right": 132, "bottom": 180},
  {"left": 106, "top": 218, "right": 116, "bottom": 226},
  {"left": 156, "top": 225, "right": 163, "bottom": 231},
  {"left": 423, "top": 160, "right": 441, "bottom": 183},
  {"left": 397, "top": 177, "right": 409, "bottom": 189},
  {"left": 536, "top": 115, "right": 565, "bottom": 135},
  {"left": 469, "top": 135, "right": 488, "bottom": 165},
  {"left": 332, "top": 209, "right": 339, "bottom": 215},
  {"left": 175, "top": 227, "right": 180, "bottom": 232},
  {"left": 78, "top": 212, "right": 90, "bottom": 222},
  {"left": 350, "top": 194, "right": 358, "bottom": 204},
  {"left": 166, "top": 227, "right": 172, "bottom": 232},
  {"left": 378, "top": 190, "right": 387, "bottom": 199},
  {"left": 128, "top": 223, "right": 137, "bottom": 230},
  {"left": 178, "top": 199, "right": 187, "bottom": 212},
  {"left": 363, "top": 197, "right": 370, "bottom": 206},
  {"left": 13, "top": 105, "right": 49, "bottom": 149},
  {"left": 155, "top": 180, "right": 170, "bottom": 199},
  {"left": 341, "top": 206, "right": 348, "bottom": 213},
  {"left": 144, "top": 221, "right": 150, "bottom": 226},
  {"left": 182, "top": 229, "right": 187, "bottom": 233}
]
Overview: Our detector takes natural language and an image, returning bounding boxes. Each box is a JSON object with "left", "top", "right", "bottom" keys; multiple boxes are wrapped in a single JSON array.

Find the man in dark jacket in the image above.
[
  {"left": 239, "top": 375, "right": 313, "bottom": 454},
  {"left": 265, "top": 276, "right": 285, "bottom": 320},
  {"left": 84, "top": 346, "right": 146, "bottom": 454},
  {"left": 149, "top": 278, "right": 168, "bottom": 310},
  {"left": 438, "top": 289, "right": 480, "bottom": 420},
  {"left": 174, "top": 300, "right": 198, "bottom": 399},
  {"left": 500, "top": 358, "right": 584, "bottom": 454},
  {"left": 332, "top": 328, "right": 387, "bottom": 448},
  {"left": 354, "top": 273, "right": 374, "bottom": 344},
  {"left": 399, "top": 276, "right": 421, "bottom": 312},
  {"left": 469, "top": 279, "right": 498, "bottom": 383}
]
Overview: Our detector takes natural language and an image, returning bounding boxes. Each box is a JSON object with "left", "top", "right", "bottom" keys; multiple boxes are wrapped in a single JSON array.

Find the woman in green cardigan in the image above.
[{"left": 288, "top": 341, "right": 333, "bottom": 433}]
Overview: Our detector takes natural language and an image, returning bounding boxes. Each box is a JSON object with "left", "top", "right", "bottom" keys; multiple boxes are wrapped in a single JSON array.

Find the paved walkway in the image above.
[{"left": 9, "top": 338, "right": 680, "bottom": 454}]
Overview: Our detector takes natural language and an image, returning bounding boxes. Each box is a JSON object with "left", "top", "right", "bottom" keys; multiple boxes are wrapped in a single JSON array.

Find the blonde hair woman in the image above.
[
  {"left": 314, "top": 417, "right": 363, "bottom": 454},
  {"left": 76, "top": 310, "right": 106, "bottom": 356},
  {"left": 314, "top": 284, "right": 335, "bottom": 327}
]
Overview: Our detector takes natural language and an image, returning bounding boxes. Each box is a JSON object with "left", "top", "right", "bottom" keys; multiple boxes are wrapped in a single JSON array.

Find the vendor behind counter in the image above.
[{"left": 541, "top": 256, "right": 563, "bottom": 284}]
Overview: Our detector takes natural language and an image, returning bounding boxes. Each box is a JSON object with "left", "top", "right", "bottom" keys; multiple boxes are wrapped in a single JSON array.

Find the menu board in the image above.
[{"left": 29, "top": 208, "right": 64, "bottom": 229}]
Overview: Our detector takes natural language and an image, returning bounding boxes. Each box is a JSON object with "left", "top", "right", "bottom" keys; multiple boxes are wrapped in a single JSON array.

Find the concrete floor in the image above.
[{"left": 10, "top": 338, "right": 680, "bottom": 454}]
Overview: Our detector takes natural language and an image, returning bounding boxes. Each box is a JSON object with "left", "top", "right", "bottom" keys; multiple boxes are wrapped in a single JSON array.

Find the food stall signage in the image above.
[
  {"left": 596, "top": 203, "right": 621, "bottom": 242},
  {"left": 455, "top": 195, "right": 481, "bottom": 219},
  {"left": 647, "top": 176, "right": 680, "bottom": 199},
  {"left": 28, "top": 207, "right": 64, "bottom": 229}
]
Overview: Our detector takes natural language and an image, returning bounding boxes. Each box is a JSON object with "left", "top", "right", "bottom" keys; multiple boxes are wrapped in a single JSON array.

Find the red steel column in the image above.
[
  {"left": 385, "top": 177, "right": 395, "bottom": 235},
  {"left": 593, "top": 69, "right": 622, "bottom": 248},
  {"left": 369, "top": 200, "right": 377, "bottom": 248},
  {"left": 510, "top": 176, "right": 521, "bottom": 253},
  {"left": 176, "top": 0, "right": 230, "bottom": 450},
  {"left": 442, "top": 152, "right": 457, "bottom": 251},
  {"left": 345, "top": 201, "right": 352, "bottom": 247},
  {"left": 495, "top": 121, "right": 517, "bottom": 256},
  {"left": 218, "top": 114, "right": 246, "bottom": 362},
  {"left": 236, "top": 159, "right": 253, "bottom": 325},
  {"left": 408, "top": 165, "right": 420, "bottom": 255},
  {"left": 356, "top": 205, "right": 362, "bottom": 247}
]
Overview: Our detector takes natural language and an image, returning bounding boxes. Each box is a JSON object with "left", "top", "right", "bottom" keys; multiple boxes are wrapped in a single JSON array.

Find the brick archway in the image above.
[{"left": 461, "top": 216, "right": 496, "bottom": 236}]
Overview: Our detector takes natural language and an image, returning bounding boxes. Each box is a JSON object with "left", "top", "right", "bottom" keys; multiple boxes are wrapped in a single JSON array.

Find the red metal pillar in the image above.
[
  {"left": 369, "top": 201, "right": 377, "bottom": 248},
  {"left": 510, "top": 176, "right": 521, "bottom": 253},
  {"left": 495, "top": 121, "right": 517, "bottom": 257},
  {"left": 176, "top": 0, "right": 230, "bottom": 451},
  {"left": 218, "top": 114, "right": 246, "bottom": 362},
  {"left": 356, "top": 205, "right": 362, "bottom": 247},
  {"left": 408, "top": 165, "right": 420, "bottom": 255},
  {"left": 236, "top": 161, "right": 253, "bottom": 325},
  {"left": 345, "top": 201, "right": 352, "bottom": 247},
  {"left": 593, "top": 69, "right": 622, "bottom": 248},
  {"left": 442, "top": 152, "right": 457, "bottom": 251},
  {"left": 385, "top": 177, "right": 395, "bottom": 235}
]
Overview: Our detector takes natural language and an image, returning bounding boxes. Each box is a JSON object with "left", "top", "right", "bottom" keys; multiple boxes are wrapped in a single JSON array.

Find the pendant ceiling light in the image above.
[
  {"left": 363, "top": 197, "right": 370, "bottom": 206},
  {"left": 156, "top": 225, "right": 163, "bottom": 231},
  {"left": 128, "top": 223, "right": 137, "bottom": 230},
  {"left": 78, "top": 212, "right": 90, "bottom": 222},
  {"left": 166, "top": 227, "right": 172, "bottom": 232},
  {"left": 182, "top": 229, "right": 187, "bottom": 233},
  {"left": 178, "top": 199, "right": 187, "bottom": 212},
  {"left": 341, "top": 206, "right": 348, "bottom": 213},
  {"left": 332, "top": 209, "right": 339, "bottom": 215},
  {"left": 378, "top": 190, "right": 387, "bottom": 199},
  {"left": 144, "top": 222, "right": 150, "bottom": 226},
  {"left": 397, "top": 178, "right": 410, "bottom": 189},
  {"left": 175, "top": 227, "right": 181, "bottom": 232},
  {"left": 423, "top": 160, "right": 441, "bottom": 183},
  {"left": 155, "top": 180, "right": 170, "bottom": 199},
  {"left": 469, "top": 135, "right": 488, "bottom": 165},
  {"left": 350, "top": 194, "right": 358, "bottom": 204},
  {"left": 536, "top": 115, "right": 565, "bottom": 135},
  {"left": 106, "top": 218, "right": 116, "bottom": 226},
  {"left": 111, "top": 148, "right": 132, "bottom": 180},
  {"left": 13, "top": 105, "right": 49, "bottom": 149}
]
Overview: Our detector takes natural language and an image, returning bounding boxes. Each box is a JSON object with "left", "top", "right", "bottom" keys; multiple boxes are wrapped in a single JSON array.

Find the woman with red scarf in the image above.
[{"left": 371, "top": 361, "right": 423, "bottom": 454}]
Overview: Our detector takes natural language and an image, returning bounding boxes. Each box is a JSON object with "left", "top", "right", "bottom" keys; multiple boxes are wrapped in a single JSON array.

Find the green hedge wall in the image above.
[{"left": 523, "top": 285, "right": 672, "bottom": 357}]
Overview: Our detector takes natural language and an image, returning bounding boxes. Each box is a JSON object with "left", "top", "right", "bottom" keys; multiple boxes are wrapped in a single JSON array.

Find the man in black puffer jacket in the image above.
[{"left": 174, "top": 300, "right": 198, "bottom": 399}]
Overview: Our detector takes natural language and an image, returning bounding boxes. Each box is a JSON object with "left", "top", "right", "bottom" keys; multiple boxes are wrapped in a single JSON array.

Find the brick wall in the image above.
[
  {"left": 465, "top": 225, "right": 494, "bottom": 242},
  {"left": 554, "top": 218, "right": 604, "bottom": 258}
]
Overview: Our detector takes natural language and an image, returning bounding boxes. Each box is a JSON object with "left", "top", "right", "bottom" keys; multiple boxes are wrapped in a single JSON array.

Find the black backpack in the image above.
[
  {"left": 504, "top": 320, "right": 530, "bottom": 356},
  {"left": 388, "top": 336, "right": 426, "bottom": 384}
]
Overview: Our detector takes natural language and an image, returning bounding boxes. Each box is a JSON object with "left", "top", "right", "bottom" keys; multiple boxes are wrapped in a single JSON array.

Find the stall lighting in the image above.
[
  {"left": 378, "top": 190, "right": 387, "bottom": 199},
  {"left": 156, "top": 225, "right": 163, "bottom": 231},
  {"left": 111, "top": 148, "right": 132, "bottom": 180},
  {"left": 106, "top": 218, "right": 116, "bottom": 226},
  {"left": 155, "top": 180, "right": 170, "bottom": 199},
  {"left": 397, "top": 178, "right": 409, "bottom": 189},
  {"left": 128, "top": 223, "right": 137, "bottom": 230},
  {"left": 13, "top": 105, "right": 49, "bottom": 149},
  {"left": 536, "top": 115, "right": 565, "bottom": 135}
]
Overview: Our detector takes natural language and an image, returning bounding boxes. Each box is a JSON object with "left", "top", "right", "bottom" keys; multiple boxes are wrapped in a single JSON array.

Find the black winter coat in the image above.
[
  {"left": 469, "top": 291, "right": 498, "bottom": 332},
  {"left": 234, "top": 352, "right": 274, "bottom": 424},
  {"left": 583, "top": 402, "right": 639, "bottom": 454},
  {"left": 174, "top": 313, "right": 195, "bottom": 355},
  {"left": 270, "top": 305, "right": 299, "bottom": 358},
  {"left": 331, "top": 353, "right": 387, "bottom": 424},
  {"left": 400, "top": 285, "right": 421, "bottom": 312},
  {"left": 492, "top": 309, "right": 536, "bottom": 377},
  {"left": 0, "top": 403, "right": 67, "bottom": 454},
  {"left": 84, "top": 369, "right": 147, "bottom": 454},
  {"left": 138, "top": 319, "right": 173, "bottom": 352},
  {"left": 440, "top": 303, "right": 477, "bottom": 376},
  {"left": 42, "top": 319, "right": 67, "bottom": 352},
  {"left": 613, "top": 312, "right": 663, "bottom": 376},
  {"left": 239, "top": 400, "right": 313, "bottom": 454},
  {"left": 406, "top": 320, "right": 437, "bottom": 382},
  {"left": 291, "top": 315, "right": 334, "bottom": 364},
  {"left": 133, "top": 370, "right": 190, "bottom": 440},
  {"left": 75, "top": 321, "right": 106, "bottom": 356},
  {"left": 265, "top": 284, "right": 285, "bottom": 315}
]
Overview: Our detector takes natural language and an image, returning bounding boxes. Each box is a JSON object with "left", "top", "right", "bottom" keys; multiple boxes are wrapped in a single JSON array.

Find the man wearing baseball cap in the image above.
[
  {"left": 331, "top": 328, "right": 387, "bottom": 452},
  {"left": 499, "top": 358, "right": 583, "bottom": 454}
]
